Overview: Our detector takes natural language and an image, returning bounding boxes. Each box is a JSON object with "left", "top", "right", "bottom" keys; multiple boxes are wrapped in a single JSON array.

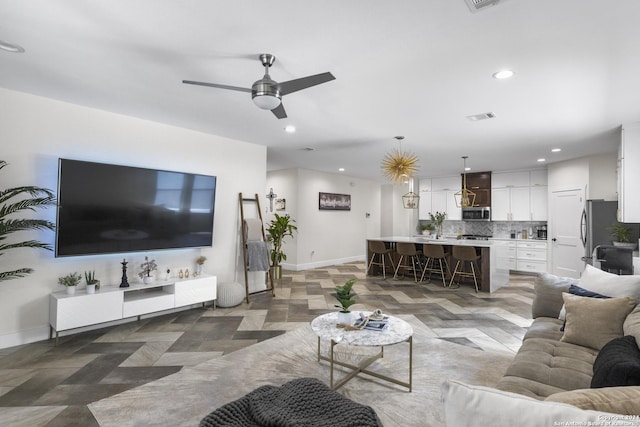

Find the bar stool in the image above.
[
  {"left": 367, "top": 240, "right": 396, "bottom": 278},
  {"left": 420, "top": 244, "right": 450, "bottom": 286},
  {"left": 449, "top": 246, "right": 480, "bottom": 292},
  {"left": 393, "top": 242, "right": 422, "bottom": 282}
]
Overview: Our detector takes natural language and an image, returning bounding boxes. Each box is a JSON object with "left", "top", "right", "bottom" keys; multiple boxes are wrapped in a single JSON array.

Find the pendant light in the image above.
[
  {"left": 402, "top": 175, "right": 419, "bottom": 209},
  {"left": 381, "top": 136, "right": 419, "bottom": 183},
  {"left": 454, "top": 156, "right": 476, "bottom": 208}
]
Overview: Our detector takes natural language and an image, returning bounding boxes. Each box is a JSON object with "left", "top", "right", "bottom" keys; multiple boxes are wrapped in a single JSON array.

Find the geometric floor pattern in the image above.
[{"left": 0, "top": 261, "right": 535, "bottom": 426}]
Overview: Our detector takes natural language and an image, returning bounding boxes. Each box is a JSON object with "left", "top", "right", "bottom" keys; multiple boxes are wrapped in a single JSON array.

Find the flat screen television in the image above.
[{"left": 55, "top": 159, "right": 217, "bottom": 257}]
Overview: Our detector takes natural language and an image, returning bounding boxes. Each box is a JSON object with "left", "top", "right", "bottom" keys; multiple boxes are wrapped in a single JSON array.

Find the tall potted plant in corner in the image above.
[
  {"left": 266, "top": 213, "right": 297, "bottom": 279},
  {"left": 0, "top": 160, "right": 56, "bottom": 282}
]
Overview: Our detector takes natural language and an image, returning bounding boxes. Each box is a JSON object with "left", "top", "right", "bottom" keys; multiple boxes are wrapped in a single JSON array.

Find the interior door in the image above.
[{"left": 550, "top": 188, "right": 584, "bottom": 278}]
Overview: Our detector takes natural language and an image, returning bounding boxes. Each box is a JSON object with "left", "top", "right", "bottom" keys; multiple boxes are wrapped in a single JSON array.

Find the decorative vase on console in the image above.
[
  {"left": 139, "top": 256, "right": 158, "bottom": 284},
  {"left": 196, "top": 256, "right": 207, "bottom": 276}
]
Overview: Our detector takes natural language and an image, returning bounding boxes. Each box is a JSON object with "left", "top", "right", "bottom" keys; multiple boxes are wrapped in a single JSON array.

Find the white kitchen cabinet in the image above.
[
  {"left": 516, "top": 240, "right": 548, "bottom": 273},
  {"left": 419, "top": 178, "right": 432, "bottom": 192},
  {"left": 530, "top": 170, "right": 548, "bottom": 186},
  {"left": 491, "top": 239, "right": 548, "bottom": 273},
  {"left": 491, "top": 170, "right": 547, "bottom": 221},
  {"left": 530, "top": 185, "right": 548, "bottom": 221},
  {"left": 492, "top": 187, "right": 530, "bottom": 221},
  {"left": 418, "top": 179, "right": 432, "bottom": 220},
  {"left": 492, "top": 171, "right": 530, "bottom": 188},
  {"left": 619, "top": 122, "right": 640, "bottom": 222},
  {"left": 431, "top": 190, "right": 461, "bottom": 221},
  {"left": 431, "top": 176, "right": 460, "bottom": 191}
]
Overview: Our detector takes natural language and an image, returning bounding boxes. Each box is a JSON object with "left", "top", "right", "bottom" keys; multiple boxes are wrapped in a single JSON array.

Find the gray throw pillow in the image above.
[{"left": 532, "top": 273, "right": 578, "bottom": 319}]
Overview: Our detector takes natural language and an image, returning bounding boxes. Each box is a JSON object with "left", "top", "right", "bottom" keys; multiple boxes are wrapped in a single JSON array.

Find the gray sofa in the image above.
[
  {"left": 496, "top": 268, "right": 640, "bottom": 409},
  {"left": 441, "top": 267, "right": 640, "bottom": 426}
]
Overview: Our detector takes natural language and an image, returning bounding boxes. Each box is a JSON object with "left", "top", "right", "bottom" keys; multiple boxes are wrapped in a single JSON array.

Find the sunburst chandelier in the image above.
[
  {"left": 454, "top": 156, "right": 476, "bottom": 208},
  {"left": 381, "top": 136, "right": 419, "bottom": 183}
]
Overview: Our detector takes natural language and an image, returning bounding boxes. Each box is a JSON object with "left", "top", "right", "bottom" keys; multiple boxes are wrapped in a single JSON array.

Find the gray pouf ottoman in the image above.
[{"left": 217, "top": 282, "right": 245, "bottom": 307}]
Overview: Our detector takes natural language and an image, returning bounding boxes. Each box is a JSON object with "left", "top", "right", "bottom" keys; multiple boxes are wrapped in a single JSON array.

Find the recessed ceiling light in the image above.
[
  {"left": 284, "top": 125, "right": 296, "bottom": 133},
  {"left": 551, "top": 148, "right": 561, "bottom": 152},
  {"left": 338, "top": 168, "right": 345, "bottom": 172},
  {"left": 465, "top": 167, "right": 471, "bottom": 171},
  {"left": 0, "top": 40, "right": 25, "bottom": 53},
  {"left": 537, "top": 158, "right": 546, "bottom": 162},
  {"left": 492, "top": 69, "right": 514, "bottom": 79}
]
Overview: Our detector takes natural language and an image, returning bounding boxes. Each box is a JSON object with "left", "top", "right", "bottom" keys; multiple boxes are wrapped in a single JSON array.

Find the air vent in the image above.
[
  {"left": 464, "top": 0, "right": 506, "bottom": 13},
  {"left": 466, "top": 112, "right": 496, "bottom": 121}
]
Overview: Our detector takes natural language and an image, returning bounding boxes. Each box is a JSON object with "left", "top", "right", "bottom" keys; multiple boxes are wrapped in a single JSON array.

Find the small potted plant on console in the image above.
[
  {"left": 139, "top": 256, "right": 158, "bottom": 284},
  {"left": 58, "top": 272, "right": 82, "bottom": 295},
  {"left": 84, "top": 270, "right": 100, "bottom": 294},
  {"left": 332, "top": 278, "right": 357, "bottom": 325}
]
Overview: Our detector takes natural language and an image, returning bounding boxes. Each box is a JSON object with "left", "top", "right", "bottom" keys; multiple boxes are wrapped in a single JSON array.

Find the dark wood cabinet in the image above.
[{"left": 462, "top": 172, "right": 491, "bottom": 207}]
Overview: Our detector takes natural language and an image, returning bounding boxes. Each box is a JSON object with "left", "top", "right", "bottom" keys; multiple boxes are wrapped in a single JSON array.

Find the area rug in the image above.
[{"left": 88, "top": 315, "right": 514, "bottom": 427}]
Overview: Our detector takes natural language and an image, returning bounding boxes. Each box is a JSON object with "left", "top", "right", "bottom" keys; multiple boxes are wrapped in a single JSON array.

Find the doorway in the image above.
[{"left": 550, "top": 188, "right": 585, "bottom": 278}]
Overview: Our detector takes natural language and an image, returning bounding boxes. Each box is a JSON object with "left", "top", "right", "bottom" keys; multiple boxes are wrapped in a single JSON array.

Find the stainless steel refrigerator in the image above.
[{"left": 580, "top": 199, "right": 640, "bottom": 263}]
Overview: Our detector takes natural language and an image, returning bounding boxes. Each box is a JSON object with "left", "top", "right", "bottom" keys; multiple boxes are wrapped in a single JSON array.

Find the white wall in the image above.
[
  {"left": 266, "top": 168, "right": 381, "bottom": 270},
  {"left": 0, "top": 88, "right": 266, "bottom": 348},
  {"left": 380, "top": 181, "right": 418, "bottom": 237}
]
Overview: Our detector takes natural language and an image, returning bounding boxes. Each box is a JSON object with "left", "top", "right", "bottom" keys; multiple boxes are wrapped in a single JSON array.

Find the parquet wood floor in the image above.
[{"left": 0, "top": 262, "right": 535, "bottom": 426}]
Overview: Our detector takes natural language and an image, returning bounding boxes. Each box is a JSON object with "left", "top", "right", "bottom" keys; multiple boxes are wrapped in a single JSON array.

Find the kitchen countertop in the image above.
[{"left": 369, "top": 236, "right": 510, "bottom": 248}]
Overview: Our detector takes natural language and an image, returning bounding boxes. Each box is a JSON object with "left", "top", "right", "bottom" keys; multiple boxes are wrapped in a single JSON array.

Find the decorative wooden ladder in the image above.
[{"left": 239, "top": 193, "right": 275, "bottom": 303}]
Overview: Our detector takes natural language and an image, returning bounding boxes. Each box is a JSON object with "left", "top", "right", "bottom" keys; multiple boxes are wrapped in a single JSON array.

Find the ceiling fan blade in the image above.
[
  {"left": 182, "top": 80, "right": 251, "bottom": 93},
  {"left": 278, "top": 72, "right": 335, "bottom": 96},
  {"left": 271, "top": 103, "right": 287, "bottom": 119}
]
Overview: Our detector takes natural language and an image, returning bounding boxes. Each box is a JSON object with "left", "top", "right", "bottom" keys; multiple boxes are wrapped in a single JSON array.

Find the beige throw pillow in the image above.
[{"left": 560, "top": 293, "right": 637, "bottom": 350}]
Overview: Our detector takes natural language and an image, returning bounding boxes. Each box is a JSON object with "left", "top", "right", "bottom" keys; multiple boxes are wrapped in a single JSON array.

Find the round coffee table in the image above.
[{"left": 310, "top": 311, "right": 413, "bottom": 391}]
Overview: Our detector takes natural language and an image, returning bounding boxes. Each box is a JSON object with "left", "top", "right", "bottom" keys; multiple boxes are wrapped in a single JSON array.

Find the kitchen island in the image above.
[{"left": 367, "top": 236, "right": 510, "bottom": 292}]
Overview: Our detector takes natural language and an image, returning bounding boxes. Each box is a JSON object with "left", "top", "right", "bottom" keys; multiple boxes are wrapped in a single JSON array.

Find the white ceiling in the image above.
[{"left": 2, "top": 0, "right": 639, "bottom": 182}]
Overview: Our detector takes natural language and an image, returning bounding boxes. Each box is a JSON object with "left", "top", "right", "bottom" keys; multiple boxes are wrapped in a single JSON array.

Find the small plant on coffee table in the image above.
[{"left": 332, "top": 278, "right": 357, "bottom": 313}]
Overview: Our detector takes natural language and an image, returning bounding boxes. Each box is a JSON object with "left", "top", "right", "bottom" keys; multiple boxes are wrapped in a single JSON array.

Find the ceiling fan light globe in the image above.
[{"left": 253, "top": 94, "right": 281, "bottom": 110}]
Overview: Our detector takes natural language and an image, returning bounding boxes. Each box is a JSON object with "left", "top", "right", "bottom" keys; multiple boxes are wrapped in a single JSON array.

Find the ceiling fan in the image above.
[{"left": 183, "top": 54, "right": 335, "bottom": 119}]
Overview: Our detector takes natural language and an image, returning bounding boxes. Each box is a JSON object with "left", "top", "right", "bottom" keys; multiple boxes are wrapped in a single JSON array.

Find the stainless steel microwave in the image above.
[{"left": 462, "top": 207, "right": 491, "bottom": 221}]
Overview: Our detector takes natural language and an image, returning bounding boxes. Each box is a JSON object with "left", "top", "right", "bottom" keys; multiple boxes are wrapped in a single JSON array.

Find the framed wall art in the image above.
[
  {"left": 319, "top": 192, "right": 351, "bottom": 211},
  {"left": 275, "top": 198, "right": 286, "bottom": 211}
]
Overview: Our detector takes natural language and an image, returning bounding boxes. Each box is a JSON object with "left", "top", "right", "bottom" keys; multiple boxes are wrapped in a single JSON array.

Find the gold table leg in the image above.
[{"left": 316, "top": 335, "right": 413, "bottom": 391}]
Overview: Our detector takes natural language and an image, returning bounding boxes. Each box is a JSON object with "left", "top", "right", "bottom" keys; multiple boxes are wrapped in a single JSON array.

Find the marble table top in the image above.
[{"left": 310, "top": 311, "right": 413, "bottom": 347}]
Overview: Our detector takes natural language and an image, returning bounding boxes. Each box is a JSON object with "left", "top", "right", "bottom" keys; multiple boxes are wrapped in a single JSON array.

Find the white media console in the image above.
[{"left": 49, "top": 275, "right": 217, "bottom": 343}]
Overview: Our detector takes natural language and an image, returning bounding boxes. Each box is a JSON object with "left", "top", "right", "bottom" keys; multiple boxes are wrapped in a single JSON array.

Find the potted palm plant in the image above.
[
  {"left": 332, "top": 278, "right": 357, "bottom": 325},
  {"left": 0, "top": 160, "right": 56, "bottom": 282},
  {"left": 59, "top": 272, "right": 82, "bottom": 295},
  {"left": 266, "top": 213, "right": 297, "bottom": 279}
]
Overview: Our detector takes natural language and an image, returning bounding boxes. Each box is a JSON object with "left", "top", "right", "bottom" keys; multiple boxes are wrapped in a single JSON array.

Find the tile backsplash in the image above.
[{"left": 417, "top": 220, "right": 547, "bottom": 239}]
